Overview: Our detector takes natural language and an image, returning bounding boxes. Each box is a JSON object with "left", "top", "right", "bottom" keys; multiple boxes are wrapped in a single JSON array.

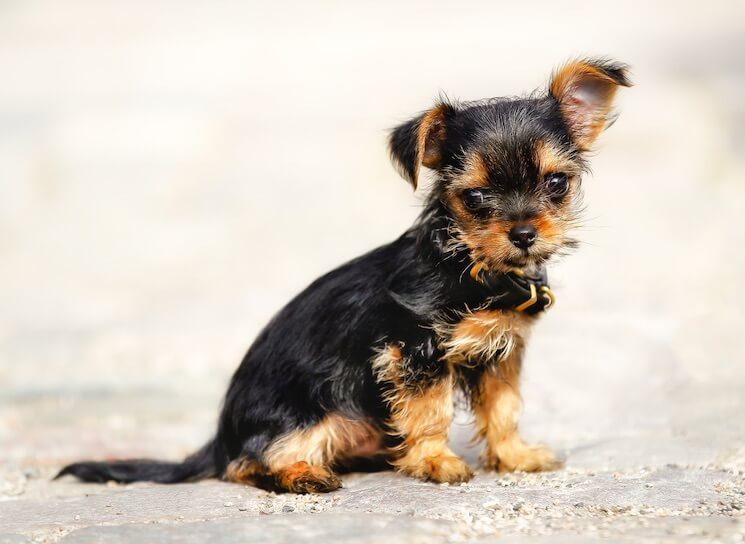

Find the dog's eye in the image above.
[
  {"left": 545, "top": 173, "right": 569, "bottom": 198},
  {"left": 462, "top": 189, "right": 486, "bottom": 210}
]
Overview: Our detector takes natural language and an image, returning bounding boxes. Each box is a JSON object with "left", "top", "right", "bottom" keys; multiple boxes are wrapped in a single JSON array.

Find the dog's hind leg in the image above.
[{"left": 230, "top": 414, "right": 380, "bottom": 493}]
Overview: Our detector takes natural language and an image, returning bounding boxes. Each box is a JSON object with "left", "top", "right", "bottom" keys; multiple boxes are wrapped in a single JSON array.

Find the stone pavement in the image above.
[
  {"left": 1, "top": 1, "right": 744, "bottom": 542},
  {"left": 2, "top": 467, "right": 744, "bottom": 542}
]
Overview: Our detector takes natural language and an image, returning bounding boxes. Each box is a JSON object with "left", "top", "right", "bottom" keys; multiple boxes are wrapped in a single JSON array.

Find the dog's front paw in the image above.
[
  {"left": 401, "top": 453, "right": 474, "bottom": 484},
  {"left": 486, "top": 442, "right": 562, "bottom": 473}
]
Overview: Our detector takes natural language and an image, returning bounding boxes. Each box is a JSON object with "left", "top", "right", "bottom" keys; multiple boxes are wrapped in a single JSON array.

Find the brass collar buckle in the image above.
[
  {"left": 510, "top": 267, "right": 555, "bottom": 312},
  {"left": 514, "top": 282, "right": 555, "bottom": 311}
]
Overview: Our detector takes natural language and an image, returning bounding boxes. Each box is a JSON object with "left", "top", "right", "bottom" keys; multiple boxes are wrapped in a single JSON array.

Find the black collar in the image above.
[{"left": 469, "top": 262, "right": 555, "bottom": 315}]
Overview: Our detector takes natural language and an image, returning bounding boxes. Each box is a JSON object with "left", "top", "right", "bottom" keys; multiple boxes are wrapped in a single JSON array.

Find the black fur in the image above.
[
  {"left": 56, "top": 440, "right": 218, "bottom": 483},
  {"left": 57, "top": 58, "right": 629, "bottom": 486}
]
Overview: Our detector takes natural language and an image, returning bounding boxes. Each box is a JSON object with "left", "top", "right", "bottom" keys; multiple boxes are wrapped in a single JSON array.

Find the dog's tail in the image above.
[{"left": 55, "top": 438, "right": 220, "bottom": 484}]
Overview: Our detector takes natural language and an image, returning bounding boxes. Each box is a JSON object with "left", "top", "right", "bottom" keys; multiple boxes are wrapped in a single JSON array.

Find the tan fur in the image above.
[
  {"left": 442, "top": 150, "right": 579, "bottom": 273},
  {"left": 442, "top": 154, "right": 516, "bottom": 273},
  {"left": 439, "top": 309, "right": 534, "bottom": 367},
  {"left": 446, "top": 152, "right": 491, "bottom": 194},
  {"left": 263, "top": 413, "right": 382, "bottom": 471},
  {"left": 370, "top": 344, "right": 405, "bottom": 389},
  {"left": 532, "top": 141, "right": 583, "bottom": 249},
  {"left": 419, "top": 105, "right": 449, "bottom": 170},
  {"left": 225, "top": 457, "right": 263, "bottom": 484},
  {"left": 534, "top": 213, "right": 562, "bottom": 243},
  {"left": 371, "top": 345, "right": 472, "bottom": 483},
  {"left": 534, "top": 140, "right": 582, "bottom": 179},
  {"left": 274, "top": 461, "right": 342, "bottom": 493},
  {"left": 392, "top": 103, "right": 450, "bottom": 188},
  {"left": 463, "top": 209, "right": 570, "bottom": 273},
  {"left": 225, "top": 414, "right": 378, "bottom": 492},
  {"left": 549, "top": 61, "right": 623, "bottom": 150},
  {"left": 471, "top": 345, "right": 560, "bottom": 473}
]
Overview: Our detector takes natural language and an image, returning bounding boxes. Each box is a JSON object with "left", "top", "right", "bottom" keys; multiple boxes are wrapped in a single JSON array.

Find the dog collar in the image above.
[{"left": 469, "top": 262, "right": 555, "bottom": 315}]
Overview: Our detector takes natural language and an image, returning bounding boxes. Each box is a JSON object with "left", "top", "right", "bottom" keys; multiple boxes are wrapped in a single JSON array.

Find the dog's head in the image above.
[{"left": 389, "top": 58, "right": 631, "bottom": 272}]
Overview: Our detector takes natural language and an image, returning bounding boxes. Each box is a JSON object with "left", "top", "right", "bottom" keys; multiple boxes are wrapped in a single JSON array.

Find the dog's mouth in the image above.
[
  {"left": 504, "top": 248, "right": 552, "bottom": 269},
  {"left": 504, "top": 256, "right": 530, "bottom": 268}
]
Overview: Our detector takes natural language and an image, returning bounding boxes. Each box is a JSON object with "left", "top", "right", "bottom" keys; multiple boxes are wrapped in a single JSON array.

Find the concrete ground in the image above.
[{"left": 1, "top": 1, "right": 744, "bottom": 542}]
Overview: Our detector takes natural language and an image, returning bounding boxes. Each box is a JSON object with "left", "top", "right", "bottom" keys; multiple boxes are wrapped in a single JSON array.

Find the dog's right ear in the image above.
[{"left": 388, "top": 102, "right": 454, "bottom": 189}]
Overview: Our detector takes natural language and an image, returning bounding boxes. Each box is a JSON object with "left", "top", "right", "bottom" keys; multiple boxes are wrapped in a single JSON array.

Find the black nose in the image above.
[{"left": 508, "top": 224, "right": 537, "bottom": 249}]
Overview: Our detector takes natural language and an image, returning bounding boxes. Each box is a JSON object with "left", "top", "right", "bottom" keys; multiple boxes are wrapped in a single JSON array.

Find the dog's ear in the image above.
[
  {"left": 388, "top": 102, "right": 454, "bottom": 189},
  {"left": 549, "top": 58, "right": 631, "bottom": 150}
]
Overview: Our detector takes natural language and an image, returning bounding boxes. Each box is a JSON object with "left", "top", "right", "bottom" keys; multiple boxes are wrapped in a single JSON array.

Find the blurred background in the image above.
[{"left": 1, "top": 0, "right": 744, "bottom": 488}]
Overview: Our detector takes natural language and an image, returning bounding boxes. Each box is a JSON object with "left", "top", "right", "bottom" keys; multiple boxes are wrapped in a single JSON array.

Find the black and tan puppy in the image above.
[{"left": 59, "top": 59, "right": 630, "bottom": 493}]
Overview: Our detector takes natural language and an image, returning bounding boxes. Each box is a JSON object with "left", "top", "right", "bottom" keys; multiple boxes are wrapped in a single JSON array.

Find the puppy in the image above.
[{"left": 58, "top": 58, "right": 630, "bottom": 493}]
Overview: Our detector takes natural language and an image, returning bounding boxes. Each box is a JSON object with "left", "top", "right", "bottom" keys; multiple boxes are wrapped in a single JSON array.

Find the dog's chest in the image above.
[{"left": 438, "top": 309, "right": 535, "bottom": 365}]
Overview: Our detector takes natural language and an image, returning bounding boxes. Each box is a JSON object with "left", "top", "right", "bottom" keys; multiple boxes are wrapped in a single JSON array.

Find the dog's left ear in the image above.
[
  {"left": 388, "top": 102, "right": 454, "bottom": 189},
  {"left": 549, "top": 58, "right": 632, "bottom": 150}
]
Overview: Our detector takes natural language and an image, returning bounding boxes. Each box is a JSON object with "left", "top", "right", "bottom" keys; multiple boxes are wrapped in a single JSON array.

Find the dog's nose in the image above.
[{"left": 508, "top": 224, "right": 537, "bottom": 249}]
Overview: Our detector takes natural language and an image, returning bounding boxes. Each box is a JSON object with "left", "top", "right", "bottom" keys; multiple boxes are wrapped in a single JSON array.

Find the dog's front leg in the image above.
[
  {"left": 472, "top": 346, "right": 561, "bottom": 473},
  {"left": 372, "top": 342, "right": 473, "bottom": 483}
]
